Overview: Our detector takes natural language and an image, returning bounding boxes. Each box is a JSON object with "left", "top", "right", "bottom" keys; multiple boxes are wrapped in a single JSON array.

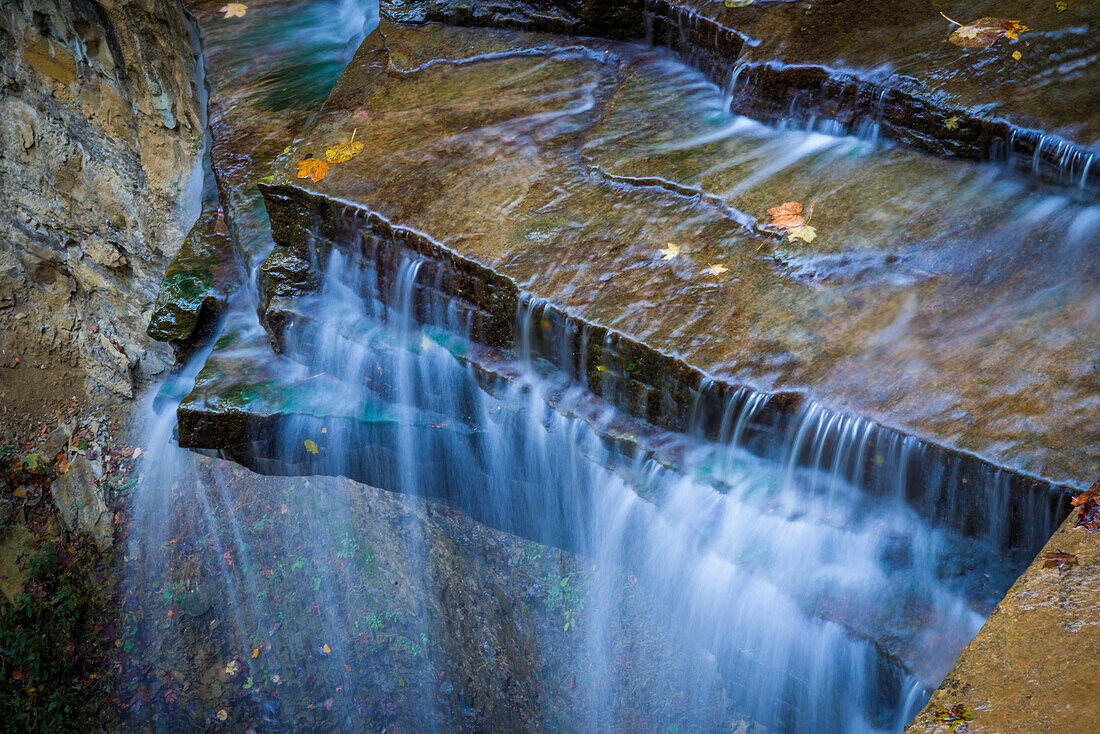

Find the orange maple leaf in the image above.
[{"left": 297, "top": 158, "right": 328, "bottom": 183}]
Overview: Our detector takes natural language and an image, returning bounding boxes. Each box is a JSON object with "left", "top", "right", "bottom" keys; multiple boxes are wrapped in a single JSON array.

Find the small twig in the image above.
[
  {"left": 350, "top": 128, "right": 357, "bottom": 142},
  {"left": 939, "top": 11, "right": 962, "bottom": 26}
]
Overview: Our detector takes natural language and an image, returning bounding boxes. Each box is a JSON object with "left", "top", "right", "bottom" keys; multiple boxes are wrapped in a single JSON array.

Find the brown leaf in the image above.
[
  {"left": 1071, "top": 479, "right": 1100, "bottom": 532},
  {"left": 947, "top": 17, "right": 1029, "bottom": 49},
  {"left": 297, "top": 157, "right": 328, "bottom": 183},
  {"left": 766, "top": 201, "right": 806, "bottom": 230},
  {"left": 1042, "top": 550, "right": 1078, "bottom": 573}
]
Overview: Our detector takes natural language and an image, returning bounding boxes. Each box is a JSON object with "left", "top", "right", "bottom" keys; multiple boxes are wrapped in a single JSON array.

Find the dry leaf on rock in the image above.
[
  {"left": 1071, "top": 479, "right": 1100, "bottom": 531},
  {"left": 1042, "top": 550, "right": 1078, "bottom": 573}
]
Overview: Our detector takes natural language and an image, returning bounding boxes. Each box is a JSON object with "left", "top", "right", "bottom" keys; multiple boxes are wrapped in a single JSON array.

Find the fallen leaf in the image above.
[
  {"left": 304, "top": 439, "right": 320, "bottom": 455},
  {"left": 787, "top": 225, "right": 817, "bottom": 244},
  {"left": 705, "top": 264, "right": 729, "bottom": 276},
  {"left": 724, "top": 0, "right": 753, "bottom": 6},
  {"left": 297, "top": 158, "right": 328, "bottom": 183},
  {"left": 216, "top": 708, "right": 229, "bottom": 721},
  {"left": 933, "top": 703, "right": 974, "bottom": 732},
  {"left": 251, "top": 648, "right": 260, "bottom": 658},
  {"left": 1012, "top": 50, "right": 1023, "bottom": 60},
  {"left": 1042, "top": 550, "right": 1078, "bottom": 573},
  {"left": 1071, "top": 479, "right": 1100, "bottom": 531},
  {"left": 764, "top": 201, "right": 819, "bottom": 245},
  {"left": 1055, "top": 1, "right": 1068, "bottom": 12},
  {"left": 224, "top": 659, "right": 241, "bottom": 677},
  {"left": 1002, "top": 20, "right": 1030, "bottom": 40},
  {"left": 943, "top": 15, "right": 1030, "bottom": 49},
  {"left": 658, "top": 243, "right": 681, "bottom": 260},
  {"left": 220, "top": 3, "right": 247, "bottom": 18},
  {"left": 322, "top": 643, "right": 332, "bottom": 654},
  {"left": 766, "top": 201, "right": 806, "bottom": 230},
  {"left": 943, "top": 116, "right": 960, "bottom": 130},
  {"left": 325, "top": 140, "right": 364, "bottom": 164}
]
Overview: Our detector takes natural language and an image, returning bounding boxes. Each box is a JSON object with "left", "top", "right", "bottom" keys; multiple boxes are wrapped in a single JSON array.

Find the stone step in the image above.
[
  {"left": 379, "top": 0, "right": 1100, "bottom": 187},
  {"left": 258, "top": 20, "right": 1095, "bottom": 496}
]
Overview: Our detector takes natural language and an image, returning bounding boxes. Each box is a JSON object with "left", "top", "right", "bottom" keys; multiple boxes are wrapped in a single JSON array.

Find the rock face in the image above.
[
  {"left": 51, "top": 456, "right": 112, "bottom": 550},
  {"left": 0, "top": 0, "right": 203, "bottom": 420}
]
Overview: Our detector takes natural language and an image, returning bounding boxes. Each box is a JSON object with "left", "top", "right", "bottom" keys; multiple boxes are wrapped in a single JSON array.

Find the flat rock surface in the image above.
[
  {"left": 904, "top": 511, "right": 1100, "bottom": 733},
  {"left": 264, "top": 21, "right": 1100, "bottom": 487},
  {"left": 681, "top": 0, "right": 1100, "bottom": 149},
  {"left": 381, "top": 0, "right": 1100, "bottom": 160}
]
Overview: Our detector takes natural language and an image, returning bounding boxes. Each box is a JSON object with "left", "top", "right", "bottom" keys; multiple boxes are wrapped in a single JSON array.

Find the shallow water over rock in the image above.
[
  {"left": 136, "top": 1, "right": 1096, "bottom": 731},
  {"left": 263, "top": 20, "right": 1099, "bottom": 487}
]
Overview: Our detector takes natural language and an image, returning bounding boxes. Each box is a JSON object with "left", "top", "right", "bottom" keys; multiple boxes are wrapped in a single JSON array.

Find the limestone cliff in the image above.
[{"left": 0, "top": 0, "right": 202, "bottom": 429}]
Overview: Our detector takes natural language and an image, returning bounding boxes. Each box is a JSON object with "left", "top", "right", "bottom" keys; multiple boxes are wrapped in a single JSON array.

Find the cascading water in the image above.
[
  {"left": 139, "top": 233, "right": 1037, "bottom": 730},
  {"left": 119, "top": 4, "right": 1076, "bottom": 730}
]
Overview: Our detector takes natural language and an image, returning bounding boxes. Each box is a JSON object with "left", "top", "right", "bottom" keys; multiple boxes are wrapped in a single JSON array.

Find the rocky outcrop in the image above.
[
  {"left": 904, "top": 508, "right": 1100, "bottom": 733},
  {"left": 50, "top": 455, "right": 113, "bottom": 550},
  {"left": 257, "top": 21, "right": 1098, "bottom": 491},
  {"left": 0, "top": 0, "right": 203, "bottom": 419}
]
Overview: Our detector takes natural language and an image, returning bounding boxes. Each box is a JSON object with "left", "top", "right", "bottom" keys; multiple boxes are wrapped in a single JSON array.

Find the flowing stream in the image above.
[{"left": 121, "top": 2, "right": 1073, "bottom": 731}]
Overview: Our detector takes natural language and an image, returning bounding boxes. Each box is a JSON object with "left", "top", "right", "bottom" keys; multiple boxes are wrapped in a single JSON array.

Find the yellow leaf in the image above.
[
  {"left": 220, "top": 3, "right": 247, "bottom": 18},
  {"left": 943, "top": 116, "right": 960, "bottom": 130},
  {"left": 1012, "top": 50, "right": 1022, "bottom": 60},
  {"left": 787, "top": 225, "right": 817, "bottom": 244},
  {"left": 658, "top": 243, "right": 681, "bottom": 260},
  {"left": 216, "top": 709, "right": 228, "bottom": 721},
  {"left": 251, "top": 648, "right": 259, "bottom": 658},
  {"left": 304, "top": 439, "right": 319, "bottom": 454},
  {"left": 1055, "top": 2, "right": 1068, "bottom": 12},
  {"left": 325, "top": 140, "right": 364, "bottom": 164},
  {"left": 322, "top": 644, "right": 331, "bottom": 654},
  {"left": 297, "top": 158, "right": 328, "bottom": 183},
  {"left": 705, "top": 264, "right": 729, "bottom": 276}
]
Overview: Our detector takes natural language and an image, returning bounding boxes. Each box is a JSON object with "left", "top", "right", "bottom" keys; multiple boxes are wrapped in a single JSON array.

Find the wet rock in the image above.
[
  {"left": 378, "top": 0, "right": 1100, "bottom": 184},
  {"left": 51, "top": 456, "right": 112, "bottom": 551},
  {"left": 179, "top": 582, "right": 215, "bottom": 618},
  {"left": 259, "top": 21, "right": 1099, "bottom": 490},
  {"left": 148, "top": 207, "right": 240, "bottom": 344}
]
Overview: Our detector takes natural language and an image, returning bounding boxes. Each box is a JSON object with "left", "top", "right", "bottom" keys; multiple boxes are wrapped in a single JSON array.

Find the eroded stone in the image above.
[
  {"left": 261, "top": 22, "right": 1099, "bottom": 488},
  {"left": 148, "top": 207, "right": 239, "bottom": 343}
]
